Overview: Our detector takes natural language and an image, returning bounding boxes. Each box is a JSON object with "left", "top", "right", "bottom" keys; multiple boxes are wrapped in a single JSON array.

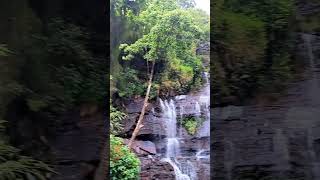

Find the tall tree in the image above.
[{"left": 120, "top": 8, "right": 203, "bottom": 148}]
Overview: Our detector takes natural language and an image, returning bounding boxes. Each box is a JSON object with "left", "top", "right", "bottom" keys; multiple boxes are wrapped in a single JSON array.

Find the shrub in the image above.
[
  {"left": 117, "top": 68, "right": 145, "bottom": 98},
  {"left": 110, "top": 135, "right": 140, "bottom": 180},
  {"left": 0, "top": 120, "right": 55, "bottom": 180},
  {"left": 181, "top": 116, "right": 203, "bottom": 135},
  {"left": 110, "top": 100, "right": 127, "bottom": 135}
]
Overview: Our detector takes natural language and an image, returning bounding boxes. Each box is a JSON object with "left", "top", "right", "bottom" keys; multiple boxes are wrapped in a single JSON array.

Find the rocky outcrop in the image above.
[
  {"left": 122, "top": 98, "right": 167, "bottom": 138},
  {"left": 124, "top": 139, "right": 157, "bottom": 155},
  {"left": 140, "top": 156, "right": 175, "bottom": 180},
  {"left": 296, "top": 0, "right": 320, "bottom": 15},
  {"left": 123, "top": 83, "right": 210, "bottom": 179},
  {"left": 48, "top": 107, "right": 105, "bottom": 180},
  {"left": 5, "top": 102, "right": 106, "bottom": 180},
  {"left": 212, "top": 33, "right": 320, "bottom": 179},
  {"left": 197, "top": 42, "right": 210, "bottom": 55}
]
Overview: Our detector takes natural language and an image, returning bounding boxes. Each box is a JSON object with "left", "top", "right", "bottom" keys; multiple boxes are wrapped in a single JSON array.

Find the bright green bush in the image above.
[
  {"left": 110, "top": 135, "right": 140, "bottom": 180},
  {"left": 184, "top": 120, "right": 197, "bottom": 135},
  {"left": 181, "top": 117, "right": 203, "bottom": 135},
  {"left": 110, "top": 100, "right": 127, "bottom": 135}
]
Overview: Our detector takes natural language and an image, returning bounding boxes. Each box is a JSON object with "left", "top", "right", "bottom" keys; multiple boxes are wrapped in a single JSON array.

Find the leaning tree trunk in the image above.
[{"left": 128, "top": 61, "right": 155, "bottom": 149}]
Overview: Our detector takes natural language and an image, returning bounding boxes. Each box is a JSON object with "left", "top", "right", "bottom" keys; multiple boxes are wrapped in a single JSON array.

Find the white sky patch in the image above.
[{"left": 194, "top": 0, "right": 210, "bottom": 14}]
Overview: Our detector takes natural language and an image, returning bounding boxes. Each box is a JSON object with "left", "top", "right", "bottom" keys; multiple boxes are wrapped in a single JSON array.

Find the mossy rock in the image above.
[{"left": 180, "top": 116, "right": 204, "bottom": 135}]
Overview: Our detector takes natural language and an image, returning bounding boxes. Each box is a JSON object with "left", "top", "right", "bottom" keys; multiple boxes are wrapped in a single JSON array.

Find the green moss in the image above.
[
  {"left": 298, "top": 14, "right": 320, "bottom": 32},
  {"left": 181, "top": 116, "right": 203, "bottom": 135}
]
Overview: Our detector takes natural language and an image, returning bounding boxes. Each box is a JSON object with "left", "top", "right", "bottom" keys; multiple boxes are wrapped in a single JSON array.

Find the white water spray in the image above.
[{"left": 160, "top": 99, "right": 193, "bottom": 180}]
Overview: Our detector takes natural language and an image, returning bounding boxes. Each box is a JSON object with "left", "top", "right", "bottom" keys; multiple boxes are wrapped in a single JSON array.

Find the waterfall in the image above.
[
  {"left": 203, "top": 72, "right": 209, "bottom": 84},
  {"left": 179, "top": 106, "right": 184, "bottom": 137},
  {"left": 196, "top": 149, "right": 210, "bottom": 160},
  {"left": 158, "top": 70, "right": 210, "bottom": 179},
  {"left": 195, "top": 102, "right": 201, "bottom": 116},
  {"left": 304, "top": 34, "right": 316, "bottom": 71},
  {"left": 196, "top": 71, "right": 210, "bottom": 138},
  {"left": 160, "top": 98, "right": 193, "bottom": 180},
  {"left": 163, "top": 159, "right": 191, "bottom": 180},
  {"left": 302, "top": 33, "right": 320, "bottom": 179},
  {"left": 302, "top": 33, "right": 320, "bottom": 104},
  {"left": 160, "top": 99, "right": 177, "bottom": 138}
]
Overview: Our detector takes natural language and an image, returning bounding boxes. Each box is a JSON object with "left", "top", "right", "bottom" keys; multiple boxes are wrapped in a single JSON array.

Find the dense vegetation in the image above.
[
  {"left": 296, "top": 1, "right": 320, "bottom": 33},
  {"left": 0, "top": 44, "right": 54, "bottom": 179},
  {"left": 0, "top": 1, "right": 107, "bottom": 179},
  {"left": 110, "top": 135, "right": 140, "bottom": 180},
  {"left": 181, "top": 116, "right": 204, "bottom": 135},
  {"left": 212, "top": 0, "right": 296, "bottom": 105},
  {"left": 110, "top": 0, "right": 209, "bottom": 179},
  {"left": 0, "top": 120, "right": 54, "bottom": 179},
  {"left": 111, "top": 0, "right": 209, "bottom": 100}
]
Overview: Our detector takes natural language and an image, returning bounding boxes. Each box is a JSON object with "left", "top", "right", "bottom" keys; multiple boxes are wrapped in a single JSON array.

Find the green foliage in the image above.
[
  {"left": 0, "top": 121, "right": 55, "bottom": 180},
  {"left": 117, "top": 68, "right": 145, "bottom": 98},
  {"left": 188, "top": 9, "right": 210, "bottom": 41},
  {"left": 181, "top": 116, "right": 203, "bottom": 135},
  {"left": 0, "top": 45, "right": 23, "bottom": 116},
  {"left": 0, "top": 44, "right": 12, "bottom": 57},
  {"left": 112, "top": 0, "right": 209, "bottom": 98},
  {"left": 110, "top": 135, "right": 140, "bottom": 180},
  {"left": 297, "top": 13, "right": 320, "bottom": 32},
  {"left": 213, "top": 0, "right": 295, "bottom": 103},
  {"left": 20, "top": 18, "right": 106, "bottom": 113},
  {"left": 0, "top": 120, "right": 6, "bottom": 132},
  {"left": 110, "top": 0, "right": 147, "bottom": 98},
  {"left": 111, "top": 0, "right": 147, "bottom": 17},
  {"left": 213, "top": 10, "right": 267, "bottom": 99},
  {"left": 134, "top": 0, "right": 180, "bottom": 32},
  {"left": 0, "top": 145, "right": 55, "bottom": 180},
  {"left": 224, "top": 0, "right": 294, "bottom": 30},
  {"left": 110, "top": 100, "right": 127, "bottom": 135},
  {"left": 120, "top": 2, "right": 208, "bottom": 96}
]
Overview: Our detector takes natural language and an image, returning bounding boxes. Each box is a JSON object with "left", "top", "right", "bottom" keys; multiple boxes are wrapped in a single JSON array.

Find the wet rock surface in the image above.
[
  {"left": 124, "top": 100, "right": 210, "bottom": 179},
  {"left": 123, "top": 80, "right": 210, "bottom": 179},
  {"left": 48, "top": 108, "right": 105, "bottom": 180},
  {"left": 124, "top": 139, "right": 157, "bottom": 155},
  {"left": 139, "top": 156, "right": 175, "bottom": 180},
  {"left": 212, "top": 33, "right": 320, "bottom": 179},
  {"left": 297, "top": 0, "right": 320, "bottom": 15}
]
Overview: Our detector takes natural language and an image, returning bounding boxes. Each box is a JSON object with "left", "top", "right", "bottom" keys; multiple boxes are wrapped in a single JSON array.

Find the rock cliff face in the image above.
[
  {"left": 297, "top": 0, "right": 320, "bottom": 16},
  {"left": 139, "top": 156, "right": 176, "bottom": 180},
  {"left": 212, "top": 18, "right": 320, "bottom": 180},
  {"left": 120, "top": 43, "right": 210, "bottom": 179},
  {"left": 5, "top": 102, "right": 106, "bottom": 180},
  {"left": 48, "top": 106, "right": 105, "bottom": 180},
  {"left": 1, "top": 1, "right": 107, "bottom": 179},
  {"left": 122, "top": 77, "right": 210, "bottom": 179}
]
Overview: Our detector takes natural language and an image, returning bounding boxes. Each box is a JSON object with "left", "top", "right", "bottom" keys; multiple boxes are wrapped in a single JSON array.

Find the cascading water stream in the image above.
[
  {"left": 195, "top": 102, "right": 201, "bottom": 117},
  {"left": 179, "top": 106, "right": 184, "bottom": 137},
  {"left": 302, "top": 33, "right": 320, "bottom": 179},
  {"left": 160, "top": 99, "right": 192, "bottom": 180},
  {"left": 302, "top": 33, "right": 320, "bottom": 102},
  {"left": 158, "top": 70, "right": 210, "bottom": 180},
  {"left": 196, "top": 149, "right": 210, "bottom": 160},
  {"left": 196, "top": 72, "right": 210, "bottom": 138}
]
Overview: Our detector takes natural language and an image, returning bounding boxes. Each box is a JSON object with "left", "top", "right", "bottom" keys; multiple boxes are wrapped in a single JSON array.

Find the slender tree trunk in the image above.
[{"left": 128, "top": 61, "right": 155, "bottom": 149}]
